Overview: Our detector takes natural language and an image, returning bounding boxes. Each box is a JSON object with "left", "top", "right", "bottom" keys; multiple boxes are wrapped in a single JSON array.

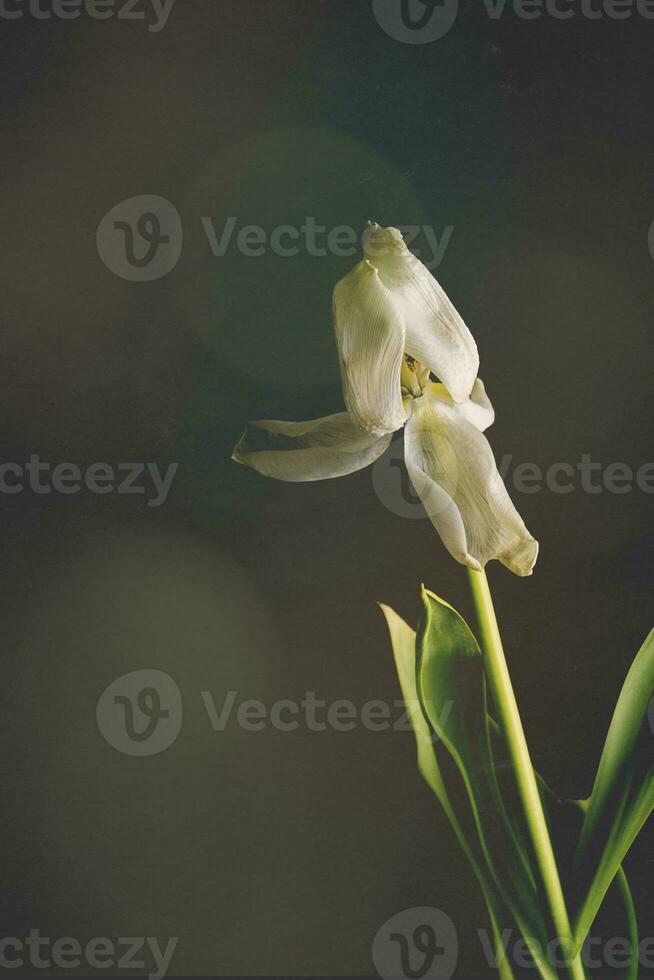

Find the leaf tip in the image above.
[{"left": 421, "top": 586, "right": 458, "bottom": 617}]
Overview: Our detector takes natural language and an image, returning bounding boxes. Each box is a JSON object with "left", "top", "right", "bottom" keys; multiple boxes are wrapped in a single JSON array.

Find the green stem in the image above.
[
  {"left": 468, "top": 568, "right": 586, "bottom": 980},
  {"left": 614, "top": 867, "right": 639, "bottom": 980}
]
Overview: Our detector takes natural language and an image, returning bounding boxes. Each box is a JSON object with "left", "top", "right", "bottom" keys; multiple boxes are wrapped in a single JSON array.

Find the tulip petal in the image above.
[
  {"left": 333, "top": 259, "right": 407, "bottom": 436},
  {"left": 430, "top": 378, "right": 495, "bottom": 432},
  {"left": 404, "top": 393, "right": 538, "bottom": 576},
  {"left": 363, "top": 224, "right": 479, "bottom": 403},
  {"left": 232, "top": 412, "right": 392, "bottom": 482}
]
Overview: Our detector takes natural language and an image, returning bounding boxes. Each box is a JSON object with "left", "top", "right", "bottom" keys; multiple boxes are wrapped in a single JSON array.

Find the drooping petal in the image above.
[
  {"left": 403, "top": 392, "right": 538, "bottom": 576},
  {"left": 430, "top": 378, "right": 495, "bottom": 432},
  {"left": 363, "top": 224, "right": 479, "bottom": 403},
  {"left": 232, "top": 412, "right": 392, "bottom": 482},
  {"left": 333, "top": 259, "right": 407, "bottom": 436}
]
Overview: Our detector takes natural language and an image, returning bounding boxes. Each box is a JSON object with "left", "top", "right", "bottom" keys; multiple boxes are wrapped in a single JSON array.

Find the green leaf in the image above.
[
  {"left": 381, "top": 603, "right": 519, "bottom": 980},
  {"left": 614, "top": 867, "right": 639, "bottom": 980},
  {"left": 380, "top": 603, "right": 449, "bottom": 806},
  {"left": 382, "top": 598, "right": 642, "bottom": 980},
  {"left": 414, "top": 588, "right": 557, "bottom": 978},
  {"left": 541, "top": 797, "right": 639, "bottom": 979},
  {"left": 573, "top": 629, "right": 654, "bottom": 949}
]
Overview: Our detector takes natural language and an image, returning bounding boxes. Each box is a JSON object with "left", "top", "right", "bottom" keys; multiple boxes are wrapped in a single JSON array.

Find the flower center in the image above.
[{"left": 401, "top": 354, "right": 429, "bottom": 398}]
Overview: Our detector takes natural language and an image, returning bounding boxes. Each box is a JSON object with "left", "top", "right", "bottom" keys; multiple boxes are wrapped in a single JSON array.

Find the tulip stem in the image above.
[{"left": 467, "top": 568, "right": 586, "bottom": 980}]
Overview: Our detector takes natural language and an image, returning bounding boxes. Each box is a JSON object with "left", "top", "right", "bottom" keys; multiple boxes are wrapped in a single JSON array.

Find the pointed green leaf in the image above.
[
  {"left": 380, "top": 603, "right": 449, "bottom": 804},
  {"left": 614, "top": 867, "right": 639, "bottom": 980},
  {"left": 383, "top": 599, "right": 642, "bottom": 980},
  {"left": 543, "top": 798, "right": 640, "bottom": 980},
  {"left": 573, "top": 629, "right": 654, "bottom": 947},
  {"left": 381, "top": 603, "right": 520, "bottom": 980},
  {"left": 415, "top": 589, "right": 557, "bottom": 976}
]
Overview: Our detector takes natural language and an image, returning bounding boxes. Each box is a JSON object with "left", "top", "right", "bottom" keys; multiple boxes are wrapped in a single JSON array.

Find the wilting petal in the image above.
[
  {"left": 363, "top": 224, "right": 478, "bottom": 403},
  {"left": 430, "top": 378, "right": 495, "bottom": 432},
  {"left": 403, "top": 392, "right": 538, "bottom": 575},
  {"left": 232, "top": 412, "right": 392, "bottom": 482},
  {"left": 333, "top": 259, "right": 407, "bottom": 436}
]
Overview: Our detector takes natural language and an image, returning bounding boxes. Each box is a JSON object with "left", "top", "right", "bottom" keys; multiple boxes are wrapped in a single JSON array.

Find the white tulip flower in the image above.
[
  {"left": 334, "top": 222, "right": 479, "bottom": 435},
  {"left": 233, "top": 224, "right": 538, "bottom": 577}
]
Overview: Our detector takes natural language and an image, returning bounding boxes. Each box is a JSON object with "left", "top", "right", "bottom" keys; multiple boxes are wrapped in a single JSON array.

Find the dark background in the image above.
[{"left": 0, "top": 0, "right": 652, "bottom": 976}]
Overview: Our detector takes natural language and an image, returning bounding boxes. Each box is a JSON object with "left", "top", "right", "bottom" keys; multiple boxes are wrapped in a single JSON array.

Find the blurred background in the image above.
[{"left": 0, "top": 0, "right": 652, "bottom": 975}]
